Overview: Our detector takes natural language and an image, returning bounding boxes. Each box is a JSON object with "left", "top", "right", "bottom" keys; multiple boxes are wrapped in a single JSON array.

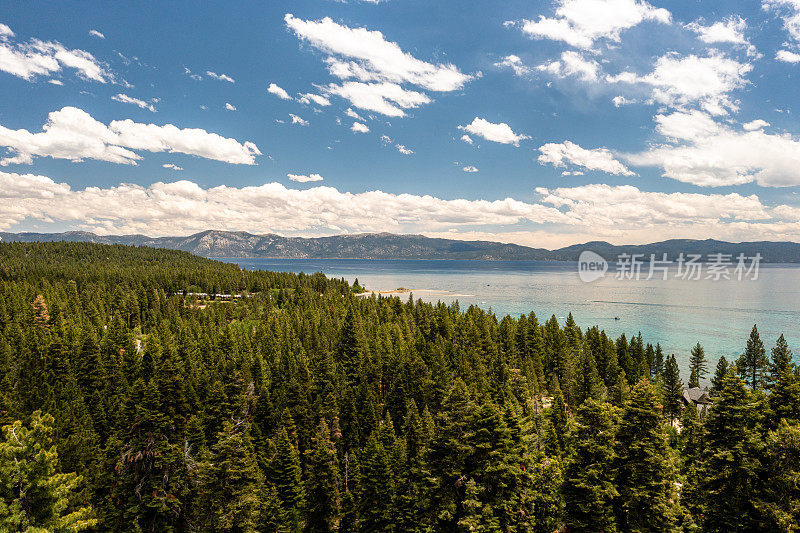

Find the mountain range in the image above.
[{"left": 2, "top": 230, "right": 800, "bottom": 262}]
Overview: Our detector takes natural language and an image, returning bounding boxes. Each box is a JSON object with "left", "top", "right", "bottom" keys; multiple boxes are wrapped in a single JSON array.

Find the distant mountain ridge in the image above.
[{"left": 2, "top": 230, "right": 800, "bottom": 262}]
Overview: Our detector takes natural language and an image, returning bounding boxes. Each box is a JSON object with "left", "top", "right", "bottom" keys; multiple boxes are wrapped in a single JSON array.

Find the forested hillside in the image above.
[{"left": 0, "top": 242, "right": 797, "bottom": 532}]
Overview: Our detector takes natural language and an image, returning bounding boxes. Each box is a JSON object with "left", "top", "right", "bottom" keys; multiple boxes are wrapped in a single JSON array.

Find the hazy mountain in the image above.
[{"left": 2, "top": 230, "right": 800, "bottom": 262}]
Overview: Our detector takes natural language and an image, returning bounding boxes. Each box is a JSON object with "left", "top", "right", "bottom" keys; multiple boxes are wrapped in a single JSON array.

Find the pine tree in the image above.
[
  {"left": 546, "top": 377, "right": 570, "bottom": 457},
  {"left": 358, "top": 434, "right": 393, "bottom": 531},
  {"left": 662, "top": 354, "right": 683, "bottom": 421},
  {"left": 574, "top": 342, "right": 603, "bottom": 405},
  {"left": 688, "top": 342, "right": 707, "bottom": 388},
  {"left": 710, "top": 356, "right": 729, "bottom": 395},
  {"left": 614, "top": 379, "right": 679, "bottom": 531},
  {"left": 0, "top": 411, "right": 97, "bottom": 531},
  {"left": 563, "top": 399, "right": 620, "bottom": 531},
  {"left": 754, "top": 420, "right": 800, "bottom": 529},
  {"left": 700, "top": 374, "right": 765, "bottom": 531},
  {"left": 739, "top": 325, "right": 767, "bottom": 390},
  {"left": 678, "top": 403, "right": 706, "bottom": 525},
  {"left": 197, "top": 420, "right": 263, "bottom": 532},
  {"left": 272, "top": 427, "right": 304, "bottom": 532},
  {"left": 304, "top": 420, "right": 341, "bottom": 533},
  {"left": 768, "top": 334, "right": 793, "bottom": 389}
]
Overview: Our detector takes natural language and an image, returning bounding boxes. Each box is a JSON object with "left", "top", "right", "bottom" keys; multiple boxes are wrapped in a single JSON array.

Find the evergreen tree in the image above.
[
  {"left": 739, "top": 325, "right": 767, "bottom": 390},
  {"left": 710, "top": 356, "right": 729, "bottom": 395},
  {"left": 688, "top": 342, "right": 707, "bottom": 388},
  {"left": 272, "top": 427, "right": 304, "bottom": 531},
  {"left": 304, "top": 420, "right": 341, "bottom": 533},
  {"left": 358, "top": 434, "right": 393, "bottom": 531},
  {"left": 662, "top": 354, "right": 683, "bottom": 421},
  {"left": 545, "top": 377, "right": 570, "bottom": 457},
  {"left": 768, "top": 334, "right": 793, "bottom": 389},
  {"left": 614, "top": 379, "right": 679, "bottom": 531},
  {"left": 700, "top": 374, "right": 766, "bottom": 531},
  {"left": 0, "top": 411, "right": 96, "bottom": 532},
  {"left": 563, "top": 399, "right": 619, "bottom": 531},
  {"left": 197, "top": 420, "right": 263, "bottom": 532},
  {"left": 754, "top": 420, "right": 800, "bottom": 529}
]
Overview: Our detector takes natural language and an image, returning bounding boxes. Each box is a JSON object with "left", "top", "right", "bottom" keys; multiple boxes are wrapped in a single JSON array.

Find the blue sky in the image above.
[{"left": 2, "top": 0, "right": 800, "bottom": 247}]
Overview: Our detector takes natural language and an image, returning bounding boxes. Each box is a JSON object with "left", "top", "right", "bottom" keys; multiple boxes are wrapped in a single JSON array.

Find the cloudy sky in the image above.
[{"left": 2, "top": 0, "right": 800, "bottom": 247}]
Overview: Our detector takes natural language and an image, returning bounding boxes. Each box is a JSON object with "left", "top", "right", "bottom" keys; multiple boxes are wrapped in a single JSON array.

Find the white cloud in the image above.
[
  {"left": 0, "top": 174, "right": 568, "bottom": 236},
  {"left": 345, "top": 107, "right": 364, "bottom": 120},
  {"left": 48, "top": 79, "right": 63, "bottom": 86},
  {"left": 0, "top": 25, "right": 110, "bottom": 82},
  {"left": 351, "top": 121, "right": 370, "bottom": 133},
  {"left": 205, "top": 71, "right": 235, "bottom": 83},
  {"left": 322, "top": 81, "right": 429, "bottom": 117},
  {"left": 298, "top": 93, "right": 332, "bottom": 106},
  {"left": 626, "top": 110, "right": 800, "bottom": 187},
  {"left": 462, "top": 165, "right": 478, "bottom": 172},
  {"left": 686, "top": 16, "right": 750, "bottom": 46},
  {"left": 285, "top": 14, "right": 472, "bottom": 92},
  {"left": 512, "top": 0, "right": 671, "bottom": 49},
  {"left": 396, "top": 144, "right": 413, "bottom": 154},
  {"left": 612, "top": 95, "right": 634, "bottom": 106},
  {"left": 495, "top": 54, "right": 531, "bottom": 76},
  {"left": 89, "top": 30, "right": 105, "bottom": 39},
  {"left": 268, "top": 83, "right": 292, "bottom": 100},
  {"left": 764, "top": 0, "right": 800, "bottom": 42},
  {"left": 288, "top": 173, "right": 324, "bottom": 182},
  {"left": 289, "top": 114, "right": 309, "bottom": 126},
  {"left": 777, "top": 49, "right": 800, "bottom": 62},
  {"left": 225, "top": 102, "right": 237, "bottom": 111},
  {"left": 537, "top": 50, "right": 600, "bottom": 81},
  {"left": 461, "top": 134, "right": 474, "bottom": 145},
  {"left": 0, "top": 106, "right": 261, "bottom": 166},
  {"left": 608, "top": 52, "right": 752, "bottom": 115},
  {"left": 163, "top": 163, "right": 183, "bottom": 170},
  {"left": 112, "top": 93, "right": 157, "bottom": 112},
  {"left": 743, "top": 119, "right": 770, "bottom": 131},
  {"left": 459, "top": 117, "right": 529, "bottom": 146},
  {"left": 538, "top": 140, "right": 635, "bottom": 175}
]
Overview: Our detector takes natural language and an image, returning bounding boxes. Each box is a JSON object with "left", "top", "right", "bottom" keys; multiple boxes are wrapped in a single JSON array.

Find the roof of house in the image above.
[{"left": 682, "top": 386, "right": 712, "bottom": 405}]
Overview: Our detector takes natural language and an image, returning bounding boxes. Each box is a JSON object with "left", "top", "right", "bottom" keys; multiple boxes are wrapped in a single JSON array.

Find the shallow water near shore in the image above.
[{"left": 224, "top": 258, "right": 800, "bottom": 378}]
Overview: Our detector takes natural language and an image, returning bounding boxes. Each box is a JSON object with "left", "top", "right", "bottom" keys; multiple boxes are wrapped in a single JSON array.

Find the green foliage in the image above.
[
  {"left": 0, "top": 411, "right": 96, "bottom": 532},
  {"left": 0, "top": 242, "right": 796, "bottom": 532}
]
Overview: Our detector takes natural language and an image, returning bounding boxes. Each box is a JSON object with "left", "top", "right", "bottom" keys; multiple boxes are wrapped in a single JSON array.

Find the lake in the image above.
[{"left": 223, "top": 258, "right": 800, "bottom": 376}]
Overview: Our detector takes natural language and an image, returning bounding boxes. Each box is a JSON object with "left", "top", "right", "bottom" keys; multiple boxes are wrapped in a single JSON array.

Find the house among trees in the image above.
[{"left": 682, "top": 386, "right": 712, "bottom": 417}]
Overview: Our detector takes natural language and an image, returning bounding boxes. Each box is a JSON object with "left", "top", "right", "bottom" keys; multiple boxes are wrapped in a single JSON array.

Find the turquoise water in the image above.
[{"left": 225, "top": 258, "right": 800, "bottom": 375}]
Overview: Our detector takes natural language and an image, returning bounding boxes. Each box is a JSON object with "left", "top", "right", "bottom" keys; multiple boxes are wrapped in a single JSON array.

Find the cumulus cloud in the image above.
[
  {"left": 607, "top": 52, "right": 752, "bottom": 115},
  {"left": 626, "top": 110, "right": 800, "bottom": 187},
  {"left": 345, "top": 108, "right": 365, "bottom": 120},
  {"left": 686, "top": 16, "right": 756, "bottom": 55},
  {"left": 495, "top": 54, "right": 531, "bottom": 76},
  {"left": 285, "top": 14, "right": 472, "bottom": 116},
  {"left": 205, "top": 71, "right": 234, "bottom": 83},
  {"left": 289, "top": 114, "right": 309, "bottom": 126},
  {"left": 285, "top": 14, "right": 472, "bottom": 91},
  {"left": 396, "top": 144, "right": 413, "bottom": 154},
  {"left": 764, "top": 0, "right": 800, "bottom": 42},
  {"left": 225, "top": 102, "right": 237, "bottom": 111},
  {"left": 89, "top": 30, "right": 105, "bottom": 39},
  {"left": 462, "top": 165, "right": 478, "bottom": 172},
  {"left": 538, "top": 140, "right": 635, "bottom": 175},
  {"left": 612, "top": 95, "right": 634, "bottom": 107},
  {"left": 0, "top": 106, "right": 261, "bottom": 166},
  {"left": 511, "top": 0, "right": 671, "bottom": 49},
  {"left": 777, "top": 49, "right": 800, "bottom": 62},
  {"left": 163, "top": 163, "right": 183, "bottom": 170},
  {"left": 743, "top": 119, "right": 770, "bottom": 131},
  {"left": 0, "top": 174, "right": 568, "bottom": 236},
  {"left": 461, "top": 134, "right": 474, "bottom": 145},
  {"left": 268, "top": 83, "right": 292, "bottom": 100},
  {"left": 0, "top": 24, "right": 111, "bottom": 82},
  {"left": 537, "top": 50, "right": 600, "bottom": 81},
  {"left": 322, "top": 81, "right": 430, "bottom": 117},
  {"left": 351, "top": 121, "right": 370, "bottom": 133},
  {"left": 459, "top": 117, "right": 529, "bottom": 146},
  {"left": 298, "top": 93, "right": 331, "bottom": 106},
  {"left": 112, "top": 93, "right": 157, "bottom": 112},
  {"left": 288, "top": 173, "right": 324, "bottom": 182}
]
